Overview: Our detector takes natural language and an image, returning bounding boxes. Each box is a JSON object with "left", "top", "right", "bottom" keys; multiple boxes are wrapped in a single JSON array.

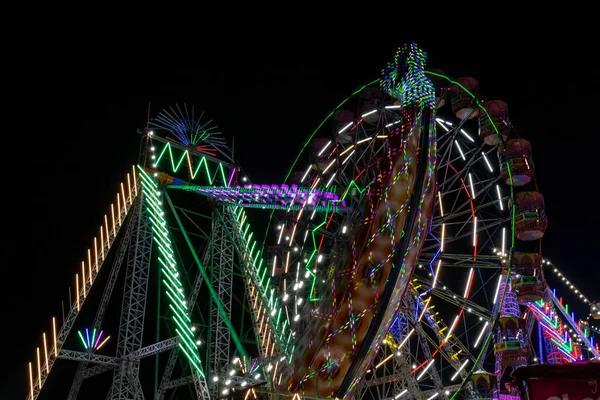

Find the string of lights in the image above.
[{"left": 542, "top": 258, "right": 599, "bottom": 320}]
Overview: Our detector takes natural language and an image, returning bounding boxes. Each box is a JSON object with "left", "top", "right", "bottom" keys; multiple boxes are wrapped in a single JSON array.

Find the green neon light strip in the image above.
[
  {"left": 153, "top": 142, "right": 226, "bottom": 184},
  {"left": 233, "top": 207, "right": 291, "bottom": 355},
  {"left": 163, "top": 190, "right": 250, "bottom": 366},
  {"left": 137, "top": 166, "right": 205, "bottom": 377}
]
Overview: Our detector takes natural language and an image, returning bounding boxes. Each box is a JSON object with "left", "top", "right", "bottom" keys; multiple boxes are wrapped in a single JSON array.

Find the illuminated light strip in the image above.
[
  {"left": 356, "top": 137, "right": 373, "bottom": 144},
  {"left": 432, "top": 260, "right": 442, "bottom": 289},
  {"left": 438, "top": 191, "right": 445, "bottom": 252},
  {"left": 385, "top": 104, "right": 402, "bottom": 109},
  {"left": 468, "top": 173, "right": 476, "bottom": 199},
  {"left": 472, "top": 217, "right": 477, "bottom": 248},
  {"left": 454, "top": 140, "right": 466, "bottom": 160},
  {"left": 137, "top": 167, "right": 205, "bottom": 376},
  {"left": 436, "top": 119, "right": 449, "bottom": 132},
  {"left": 427, "top": 392, "right": 439, "bottom": 400},
  {"left": 36, "top": 347, "right": 41, "bottom": 389},
  {"left": 29, "top": 362, "right": 34, "bottom": 397},
  {"left": 482, "top": 152, "right": 493, "bottom": 172},
  {"left": 492, "top": 274, "right": 503, "bottom": 304},
  {"left": 444, "top": 315, "right": 460, "bottom": 342},
  {"left": 460, "top": 129, "right": 474, "bottom": 142},
  {"left": 394, "top": 389, "right": 408, "bottom": 399},
  {"left": 416, "top": 359, "right": 435, "bottom": 380},
  {"left": 322, "top": 159, "right": 336, "bottom": 174},
  {"left": 338, "top": 121, "right": 353, "bottom": 134},
  {"left": 451, "top": 359, "right": 469, "bottom": 381},
  {"left": 463, "top": 268, "right": 475, "bottom": 299},
  {"left": 81, "top": 262, "right": 86, "bottom": 297},
  {"left": 110, "top": 204, "right": 116, "bottom": 237},
  {"left": 496, "top": 185, "right": 504, "bottom": 210},
  {"left": 300, "top": 165, "right": 312, "bottom": 183},
  {"left": 75, "top": 273, "right": 80, "bottom": 311},
  {"left": 339, "top": 145, "right": 355, "bottom": 156},
  {"left": 473, "top": 321, "right": 488, "bottom": 348},
  {"left": 94, "top": 237, "right": 99, "bottom": 273},
  {"left": 361, "top": 109, "right": 377, "bottom": 118},
  {"left": 87, "top": 250, "right": 93, "bottom": 284},
  {"left": 375, "top": 353, "right": 393, "bottom": 369},
  {"left": 325, "top": 172, "right": 337, "bottom": 188},
  {"left": 342, "top": 150, "right": 355, "bottom": 164},
  {"left": 42, "top": 333, "right": 49, "bottom": 373},
  {"left": 317, "top": 141, "right": 331, "bottom": 156},
  {"left": 52, "top": 317, "right": 57, "bottom": 357}
]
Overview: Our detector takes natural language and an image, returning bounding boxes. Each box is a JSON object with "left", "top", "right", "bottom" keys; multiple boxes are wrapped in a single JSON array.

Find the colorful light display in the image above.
[
  {"left": 172, "top": 184, "right": 348, "bottom": 212},
  {"left": 77, "top": 328, "right": 110, "bottom": 351},
  {"left": 137, "top": 166, "right": 205, "bottom": 377}
]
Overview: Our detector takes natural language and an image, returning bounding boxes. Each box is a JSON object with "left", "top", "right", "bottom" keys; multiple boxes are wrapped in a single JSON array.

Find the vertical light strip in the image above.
[
  {"left": 75, "top": 274, "right": 80, "bottom": 311},
  {"left": 81, "top": 262, "right": 86, "bottom": 297},
  {"left": 36, "top": 347, "right": 41, "bottom": 389},
  {"left": 127, "top": 173, "right": 132, "bottom": 203},
  {"left": 42, "top": 333, "right": 49, "bottom": 373},
  {"left": 29, "top": 362, "right": 34, "bottom": 397},
  {"left": 110, "top": 205, "right": 116, "bottom": 237},
  {"left": 87, "top": 250, "right": 93, "bottom": 284},
  {"left": 132, "top": 165, "right": 137, "bottom": 196},
  {"left": 473, "top": 217, "right": 477, "bottom": 247},
  {"left": 117, "top": 194, "right": 122, "bottom": 226},
  {"left": 120, "top": 182, "right": 127, "bottom": 208},
  {"left": 468, "top": 173, "right": 476, "bottom": 198},
  {"left": 94, "top": 237, "right": 99, "bottom": 272},
  {"left": 104, "top": 215, "right": 109, "bottom": 246},
  {"left": 52, "top": 317, "right": 57, "bottom": 357}
]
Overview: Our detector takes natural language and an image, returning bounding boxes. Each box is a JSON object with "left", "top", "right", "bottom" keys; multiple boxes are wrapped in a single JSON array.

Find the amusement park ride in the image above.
[{"left": 25, "top": 43, "right": 600, "bottom": 400}]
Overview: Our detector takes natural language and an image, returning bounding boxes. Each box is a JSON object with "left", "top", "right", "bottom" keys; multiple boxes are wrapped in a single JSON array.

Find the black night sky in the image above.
[{"left": 2, "top": 32, "right": 599, "bottom": 398}]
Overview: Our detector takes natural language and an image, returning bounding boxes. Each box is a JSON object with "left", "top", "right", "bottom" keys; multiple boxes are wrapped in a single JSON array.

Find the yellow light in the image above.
[
  {"left": 186, "top": 151, "right": 194, "bottom": 179},
  {"left": 87, "top": 249, "right": 93, "bottom": 284},
  {"left": 100, "top": 226, "right": 105, "bottom": 260},
  {"left": 75, "top": 274, "right": 80, "bottom": 311},
  {"left": 94, "top": 237, "right": 99, "bottom": 273},
  {"left": 81, "top": 262, "right": 86, "bottom": 297},
  {"left": 42, "top": 333, "right": 49, "bottom": 373},
  {"left": 132, "top": 165, "right": 137, "bottom": 195},
  {"left": 110, "top": 204, "right": 116, "bottom": 236},
  {"left": 121, "top": 182, "right": 127, "bottom": 209},
  {"left": 36, "top": 347, "right": 41, "bottom": 388},
  {"left": 28, "top": 362, "right": 34, "bottom": 397},
  {"left": 52, "top": 317, "right": 57, "bottom": 357},
  {"left": 117, "top": 194, "right": 121, "bottom": 226},
  {"left": 96, "top": 335, "right": 111, "bottom": 350},
  {"left": 127, "top": 173, "right": 132, "bottom": 204},
  {"left": 104, "top": 215, "right": 109, "bottom": 245}
]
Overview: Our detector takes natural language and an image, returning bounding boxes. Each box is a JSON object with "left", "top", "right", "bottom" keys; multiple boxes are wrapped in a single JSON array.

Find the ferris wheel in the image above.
[
  {"left": 24, "top": 43, "right": 599, "bottom": 400},
  {"left": 254, "top": 43, "right": 597, "bottom": 400}
]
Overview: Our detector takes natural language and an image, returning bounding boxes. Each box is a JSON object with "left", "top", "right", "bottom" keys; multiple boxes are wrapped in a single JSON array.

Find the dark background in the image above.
[{"left": 2, "top": 32, "right": 598, "bottom": 398}]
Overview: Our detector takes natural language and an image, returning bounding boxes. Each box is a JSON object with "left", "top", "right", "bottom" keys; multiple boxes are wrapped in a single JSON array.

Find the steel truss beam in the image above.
[
  {"left": 110, "top": 198, "right": 153, "bottom": 399},
  {"left": 68, "top": 196, "right": 141, "bottom": 399},
  {"left": 59, "top": 350, "right": 119, "bottom": 366},
  {"left": 207, "top": 206, "right": 235, "bottom": 397},
  {"left": 27, "top": 187, "right": 133, "bottom": 400}
]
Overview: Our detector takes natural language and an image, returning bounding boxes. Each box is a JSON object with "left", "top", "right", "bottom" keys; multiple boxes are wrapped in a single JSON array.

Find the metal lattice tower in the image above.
[
  {"left": 206, "top": 207, "right": 234, "bottom": 396},
  {"left": 110, "top": 196, "right": 153, "bottom": 399}
]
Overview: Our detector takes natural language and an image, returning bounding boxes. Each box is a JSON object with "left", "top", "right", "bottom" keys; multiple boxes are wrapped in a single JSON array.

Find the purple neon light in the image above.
[
  {"left": 94, "top": 330, "right": 104, "bottom": 349},
  {"left": 194, "top": 184, "right": 346, "bottom": 208}
]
